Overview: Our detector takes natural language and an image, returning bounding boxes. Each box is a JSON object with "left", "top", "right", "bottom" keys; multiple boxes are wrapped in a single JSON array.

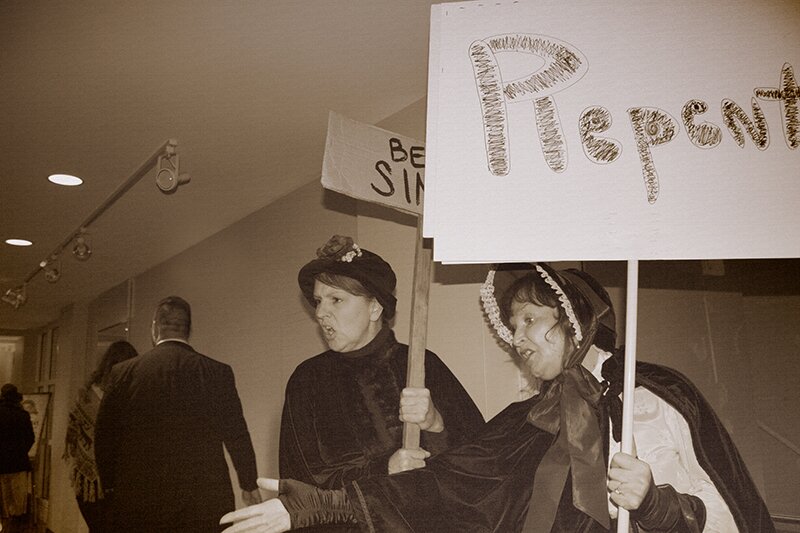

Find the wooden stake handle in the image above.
[{"left": 402, "top": 217, "right": 432, "bottom": 450}]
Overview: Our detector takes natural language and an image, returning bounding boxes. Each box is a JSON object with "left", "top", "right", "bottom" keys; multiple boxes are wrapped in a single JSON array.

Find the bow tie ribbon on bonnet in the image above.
[{"left": 481, "top": 263, "right": 618, "bottom": 531}]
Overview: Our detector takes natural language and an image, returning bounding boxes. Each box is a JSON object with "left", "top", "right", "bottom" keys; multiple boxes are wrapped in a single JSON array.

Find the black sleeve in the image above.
[
  {"left": 420, "top": 350, "right": 485, "bottom": 454},
  {"left": 632, "top": 479, "right": 706, "bottom": 533},
  {"left": 277, "top": 479, "right": 357, "bottom": 528},
  {"left": 347, "top": 399, "right": 549, "bottom": 533},
  {"left": 217, "top": 364, "right": 259, "bottom": 491}
]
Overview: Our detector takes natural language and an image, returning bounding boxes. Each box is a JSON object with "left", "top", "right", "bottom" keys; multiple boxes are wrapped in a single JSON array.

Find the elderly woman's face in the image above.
[
  {"left": 509, "top": 299, "right": 570, "bottom": 380},
  {"left": 313, "top": 280, "right": 382, "bottom": 353}
]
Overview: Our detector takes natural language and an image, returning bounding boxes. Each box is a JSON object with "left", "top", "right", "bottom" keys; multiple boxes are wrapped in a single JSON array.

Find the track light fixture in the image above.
[
  {"left": 3, "top": 140, "right": 182, "bottom": 311},
  {"left": 41, "top": 255, "right": 62, "bottom": 283},
  {"left": 1, "top": 285, "right": 27, "bottom": 309},
  {"left": 155, "top": 153, "right": 191, "bottom": 193},
  {"left": 72, "top": 232, "right": 92, "bottom": 261}
]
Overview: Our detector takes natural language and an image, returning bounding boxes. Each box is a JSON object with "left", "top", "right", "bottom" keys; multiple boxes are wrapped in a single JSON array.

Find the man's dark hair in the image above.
[{"left": 154, "top": 296, "right": 192, "bottom": 339}]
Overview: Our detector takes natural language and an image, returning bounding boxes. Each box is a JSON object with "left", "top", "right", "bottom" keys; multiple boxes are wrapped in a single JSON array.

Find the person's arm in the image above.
[
  {"left": 220, "top": 478, "right": 356, "bottom": 532},
  {"left": 418, "top": 351, "right": 485, "bottom": 454},
  {"left": 251, "top": 399, "right": 547, "bottom": 533},
  {"left": 608, "top": 391, "right": 738, "bottom": 533},
  {"left": 667, "top": 399, "right": 738, "bottom": 532},
  {"left": 217, "top": 365, "right": 259, "bottom": 493},
  {"left": 609, "top": 452, "right": 706, "bottom": 532}
]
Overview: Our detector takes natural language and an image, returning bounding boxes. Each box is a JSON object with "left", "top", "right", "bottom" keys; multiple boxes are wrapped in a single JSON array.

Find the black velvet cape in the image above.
[
  {"left": 345, "top": 355, "right": 775, "bottom": 533},
  {"left": 280, "top": 328, "right": 485, "bottom": 532}
]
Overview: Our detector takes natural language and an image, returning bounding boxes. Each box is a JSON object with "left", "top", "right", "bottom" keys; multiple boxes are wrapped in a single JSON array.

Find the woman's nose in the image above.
[
  {"left": 512, "top": 327, "right": 525, "bottom": 347},
  {"left": 315, "top": 303, "right": 328, "bottom": 318}
]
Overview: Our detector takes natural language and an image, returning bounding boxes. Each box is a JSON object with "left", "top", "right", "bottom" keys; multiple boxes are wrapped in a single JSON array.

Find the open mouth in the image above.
[
  {"left": 518, "top": 348, "right": 534, "bottom": 361},
  {"left": 320, "top": 324, "right": 335, "bottom": 338}
]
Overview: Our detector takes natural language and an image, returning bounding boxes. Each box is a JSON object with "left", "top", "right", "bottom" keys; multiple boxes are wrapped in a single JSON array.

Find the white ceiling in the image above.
[{"left": 0, "top": 1, "right": 446, "bottom": 330}]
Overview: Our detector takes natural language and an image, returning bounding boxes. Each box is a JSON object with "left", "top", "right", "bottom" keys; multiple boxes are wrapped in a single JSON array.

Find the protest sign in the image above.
[
  {"left": 322, "top": 111, "right": 424, "bottom": 216},
  {"left": 425, "top": 0, "right": 799, "bottom": 263}
]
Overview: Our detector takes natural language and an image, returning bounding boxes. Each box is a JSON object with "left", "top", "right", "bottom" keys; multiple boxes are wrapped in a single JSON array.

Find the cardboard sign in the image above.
[
  {"left": 322, "top": 111, "right": 425, "bottom": 216},
  {"left": 424, "top": 0, "right": 799, "bottom": 263}
]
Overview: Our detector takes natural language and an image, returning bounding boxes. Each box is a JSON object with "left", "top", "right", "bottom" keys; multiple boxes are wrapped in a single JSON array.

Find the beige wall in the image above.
[
  {"left": 636, "top": 290, "right": 766, "bottom": 491},
  {"left": 32, "top": 302, "right": 90, "bottom": 533},
  {"left": 741, "top": 296, "right": 800, "bottom": 517},
  {"left": 0, "top": 336, "right": 24, "bottom": 386}
]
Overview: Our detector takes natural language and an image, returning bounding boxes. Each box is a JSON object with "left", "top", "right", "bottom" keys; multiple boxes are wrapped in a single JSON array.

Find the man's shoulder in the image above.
[
  {"left": 123, "top": 343, "right": 227, "bottom": 374},
  {"left": 193, "top": 351, "right": 233, "bottom": 372},
  {"left": 164, "top": 344, "right": 232, "bottom": 371},
  {"left": 152, "top": 339, "right": 194, "bottom": 353}
]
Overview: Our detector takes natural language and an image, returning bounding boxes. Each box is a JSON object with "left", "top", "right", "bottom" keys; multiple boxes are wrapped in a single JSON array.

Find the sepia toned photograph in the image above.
[{"left": 1, "top": 1, "right": 797, "bottom": 532}]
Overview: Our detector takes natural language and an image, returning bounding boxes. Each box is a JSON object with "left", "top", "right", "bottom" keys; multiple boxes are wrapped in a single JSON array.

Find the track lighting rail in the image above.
[{"left": 3, "top": 139, "right": 186, "bottom": 309}]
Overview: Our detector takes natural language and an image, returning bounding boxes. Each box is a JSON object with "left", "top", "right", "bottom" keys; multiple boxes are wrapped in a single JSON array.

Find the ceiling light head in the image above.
[
  {"left": 41, "top": 255, "right": 62, "bottom": 283},
  {"left": 2, "top": 285, "right": 27, "bottom": 309},
  {"left": 155, "top": 154, "right": 191, "bottom": 194},
  {"left": 73, "top": 234, "right": 92, "bottom": 261}
]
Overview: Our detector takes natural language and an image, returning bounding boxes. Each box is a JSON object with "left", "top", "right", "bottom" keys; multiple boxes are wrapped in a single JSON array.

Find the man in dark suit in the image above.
[{"left": 95, "top": 296, "right": 261, "bottom": 532}]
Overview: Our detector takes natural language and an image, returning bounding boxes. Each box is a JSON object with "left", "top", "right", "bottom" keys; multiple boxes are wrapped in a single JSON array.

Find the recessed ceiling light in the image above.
[
  {"left": 48, "top": 174, "right": 83, "bottom": 186},
  {"left": 5, "top": 239, "right": 33, "bottom": 246}
]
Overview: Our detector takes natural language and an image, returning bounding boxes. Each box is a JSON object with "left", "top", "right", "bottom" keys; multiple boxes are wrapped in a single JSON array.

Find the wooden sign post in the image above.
[{"left": 401, "top": 218, "right": 432, "bottom": 449}]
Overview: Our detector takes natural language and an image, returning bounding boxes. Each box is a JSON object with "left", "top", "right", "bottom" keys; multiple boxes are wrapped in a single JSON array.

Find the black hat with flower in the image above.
[{"left": 298, "top": 235, "right": 397, "bottom": 319}]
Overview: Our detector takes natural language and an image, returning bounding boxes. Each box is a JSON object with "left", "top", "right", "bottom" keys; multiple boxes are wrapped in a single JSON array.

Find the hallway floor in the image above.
[{"left": 0, "top": 515, "right": 46, "bottom": 533}]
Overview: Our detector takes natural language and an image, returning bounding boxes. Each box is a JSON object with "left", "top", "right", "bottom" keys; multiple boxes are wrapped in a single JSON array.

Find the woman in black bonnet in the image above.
[
  {"left": 224, "top": 263, "right": 773, "bottom": 532},
  {"left": 277, "top": 235, "right": 484, "bottom": 531}
]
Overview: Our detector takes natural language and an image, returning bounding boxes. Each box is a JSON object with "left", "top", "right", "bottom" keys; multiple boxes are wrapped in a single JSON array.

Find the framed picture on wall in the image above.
[{"left": 21, "top": 392, "right": 51, "bottom": 459}]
